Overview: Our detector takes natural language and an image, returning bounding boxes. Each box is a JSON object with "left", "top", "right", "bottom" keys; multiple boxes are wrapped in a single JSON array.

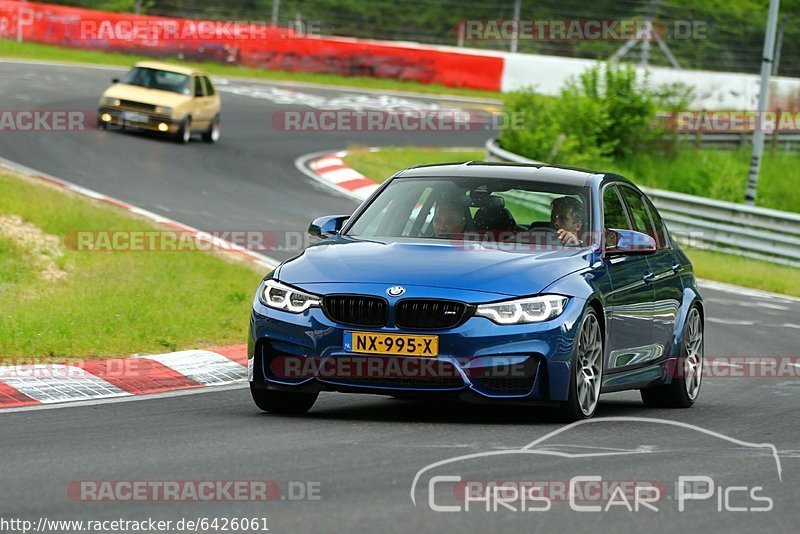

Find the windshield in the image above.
[
  {"left": 345, "top": 176, "right": 592, "bottom": 249},
  {"left": 121, "top": 67, "right": 191, "bottom": 95}
]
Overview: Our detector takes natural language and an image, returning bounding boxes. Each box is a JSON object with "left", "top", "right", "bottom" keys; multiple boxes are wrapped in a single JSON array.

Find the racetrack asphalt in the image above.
[{"left": 1, "top": 60, "right": 799, "bottom": 532}]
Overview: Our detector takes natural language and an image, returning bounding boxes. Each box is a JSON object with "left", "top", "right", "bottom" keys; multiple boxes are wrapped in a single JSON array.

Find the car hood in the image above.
[
  {"left": 102, "top": 84, "right": 191, "bottom": 107},
  {"left": 277, "top": 238, "right": 593, "bottom": 298}
]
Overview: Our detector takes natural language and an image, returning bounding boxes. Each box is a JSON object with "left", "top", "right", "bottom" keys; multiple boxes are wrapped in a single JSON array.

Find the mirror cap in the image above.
[
  {"left": 605, "top": 229, "right": 657, "bottom": 255},
  {"left": 308, "top": 215, "right": 350, "bottom": 239}
]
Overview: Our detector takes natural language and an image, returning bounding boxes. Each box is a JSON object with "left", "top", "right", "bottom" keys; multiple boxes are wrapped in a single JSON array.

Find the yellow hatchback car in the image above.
[{"left": 98, "top": 61, "right": 221, "bottom": 144}]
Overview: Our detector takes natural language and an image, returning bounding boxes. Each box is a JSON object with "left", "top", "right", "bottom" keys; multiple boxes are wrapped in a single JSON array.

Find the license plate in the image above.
[
  {"left": 123, "top": 111, "right": 149, "bottom": 123},
  {"left": 344, "top": 331, "right": 438, "bottom": 357}
]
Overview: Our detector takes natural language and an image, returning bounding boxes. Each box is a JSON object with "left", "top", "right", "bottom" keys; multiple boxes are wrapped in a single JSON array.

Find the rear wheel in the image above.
[
  {"left": 202, "top": 115, "right": 220, "bottom": 143},
  {"left": 250, "top": 384, "right": 318, "bottom": 414},
  {"left": 641, "top": 306, "right": 703, "bottom": 408},
  {"left": 552, "top": 309, "right": 603, "bottom": 422}
]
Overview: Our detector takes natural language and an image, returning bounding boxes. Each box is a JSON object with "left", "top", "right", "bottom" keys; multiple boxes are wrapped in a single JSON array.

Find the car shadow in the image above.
[
  {"left": 256, "top": 394, "right": 648, "bottom": 426},
  {"left": 99, "top": 126, "right": 180, "bottom": 144}
]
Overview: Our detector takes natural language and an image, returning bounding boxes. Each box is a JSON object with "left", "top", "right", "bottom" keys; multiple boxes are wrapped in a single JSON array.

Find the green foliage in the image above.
[
  {"left": 87, "top": 0, "right": 148, "bottom": 13},
  {"left": 500, "top": 63, "right": 690, "bottom": 165}
]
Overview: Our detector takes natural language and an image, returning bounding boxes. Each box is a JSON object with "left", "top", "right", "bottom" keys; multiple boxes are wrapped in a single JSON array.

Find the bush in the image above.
[
  {"left": 499, "top": 63, "right": 691, "bottom": 165},
  {"left": 498, "top": 88, "right": 613, "bottom": 167}
]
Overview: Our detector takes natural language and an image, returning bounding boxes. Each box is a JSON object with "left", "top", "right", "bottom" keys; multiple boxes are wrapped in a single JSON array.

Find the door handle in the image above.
[
  {"left": 643, "top": 272, "right": 655, "bottom": 283},
  {"left": 672, "top": 263, "right": 683, "bottom": 273}
]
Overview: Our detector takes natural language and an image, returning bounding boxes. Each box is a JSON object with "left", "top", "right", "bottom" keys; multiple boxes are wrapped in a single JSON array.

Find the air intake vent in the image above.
[
  {"left": 119, "top": 100, "right": 158, "bottom": 113},
  {"left": 323, "top": 295, "right": 388, "bottom": 327},
  {"left": 395, "top": 299, "right": 469, "bottom": 330}
]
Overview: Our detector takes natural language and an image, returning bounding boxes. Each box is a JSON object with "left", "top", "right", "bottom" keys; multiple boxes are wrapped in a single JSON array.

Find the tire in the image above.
[
  {"left": 641, "top": 306, "right": 703, "bottom": 408},
  {"left": 176, "top": 117, "right": 192, "bottom": 144},
  {"left": 250, "top": 384, "right": 318, "bottom": 414},
  {"left": 202, "top": 115, "right": 220, "bottom": 143},
  {"left": 552, "top": 309, "right": 604, "bottom": 422}
]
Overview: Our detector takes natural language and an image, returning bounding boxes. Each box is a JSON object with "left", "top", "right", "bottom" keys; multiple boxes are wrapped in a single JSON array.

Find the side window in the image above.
[
  {"left": 603, "top": 186, "right": 630, "bottom": 230},
  {"left": 642, "top": 196, "right": 669, "bottom": 248},
  {"left": 194, "top": 76, "right": 205, "bottom": 97},
  {"left": 202, "top": 76, "right": 215, "bottom": 96},
  {"left": 619, "top": 187, "right": 656, "bottom": 239}
]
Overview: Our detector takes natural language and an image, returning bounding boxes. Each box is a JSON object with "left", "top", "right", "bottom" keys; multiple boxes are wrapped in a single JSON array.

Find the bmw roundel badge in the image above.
[{"left": 387, "top": 286, "right": 406, "bottom": 297}]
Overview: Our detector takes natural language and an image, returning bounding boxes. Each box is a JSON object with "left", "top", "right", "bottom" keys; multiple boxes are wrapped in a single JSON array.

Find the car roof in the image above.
[
  {"left": 394, "top": 161, "right": 608, "bottom": 187},
  {"left": 133, "top": 61, "right": 206, "bottom": 77}
]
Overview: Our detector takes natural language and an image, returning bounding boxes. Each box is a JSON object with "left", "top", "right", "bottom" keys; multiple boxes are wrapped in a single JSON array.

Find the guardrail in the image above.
[
  {"left": 485, "top": 138, "right": 800, "bottom": 267},
  {"left": 675, "top": 132, "right": 800, "bottom": 150}
]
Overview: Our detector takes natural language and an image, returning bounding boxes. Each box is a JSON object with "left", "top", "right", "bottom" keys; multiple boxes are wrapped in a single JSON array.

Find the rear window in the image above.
[
  {"left": 602, "top": 186, "right": 630, "bottom": 230},
  {"left": 619, "top": 186, "right": 657, "bottom": 241},
  {"left": 202, "top": 76, "right": 215, "bottom": 96},
  {"left": 194, "top": 76, "right": 205, "bottom": 97}
]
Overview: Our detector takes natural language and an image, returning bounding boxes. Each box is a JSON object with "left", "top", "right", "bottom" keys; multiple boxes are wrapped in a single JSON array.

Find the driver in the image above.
[
  {"left": 550, "top": 196, "right": 585, "bottom": 246},
  {"left": 431, "top": 199, "right": 468, "bottom": 238}
]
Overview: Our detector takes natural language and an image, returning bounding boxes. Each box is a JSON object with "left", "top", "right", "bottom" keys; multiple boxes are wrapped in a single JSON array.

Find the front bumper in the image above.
[
  {"left": 248, "top": 288, "right": 586, "bottom": 403},
  {"left": 97, "top": 106, "right": 179, "bottom": 133}
]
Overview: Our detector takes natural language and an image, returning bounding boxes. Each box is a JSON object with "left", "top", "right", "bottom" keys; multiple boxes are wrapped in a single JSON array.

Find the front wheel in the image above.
[
  {"left": 250, "top": 384, "right": 318, "bottom": 414},
  {"left": 552, "top": 309, "right": 603, "bottom": 422},
  {"left": 641, "top": 306, "right": 703, "bottom": 408},
  {"left": 175, "top": 117, "right": 192, "bottom": 144}
]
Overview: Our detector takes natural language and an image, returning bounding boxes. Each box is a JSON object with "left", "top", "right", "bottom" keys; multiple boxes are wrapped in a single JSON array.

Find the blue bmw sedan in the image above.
[{"left": 248, "top": 162, "right": 704, "bottom": 421}]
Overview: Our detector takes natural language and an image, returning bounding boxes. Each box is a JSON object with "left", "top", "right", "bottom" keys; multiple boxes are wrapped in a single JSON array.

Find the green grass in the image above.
[
  {"left": 342, "top": 146, "right": 484, "bottom": 183},
  {"left": 590, "top": 147, "right": 800, "bottom": 214},
  {"left": 342, "top": 146, "right": 800, "bottom": 297},
  {"left": 0, "top": 39, "right": 501, "bottom": 100},
  {"left": 0, "top": 172, "right": 265, "bottom": 359},
  {"left": 686, "top": 247, "right": 800, "bottom": 297}
]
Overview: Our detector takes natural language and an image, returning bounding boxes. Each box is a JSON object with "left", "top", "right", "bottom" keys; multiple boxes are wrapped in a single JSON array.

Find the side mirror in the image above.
[
  {"left": 604, "top": 229, "right": 657, "bottom": 256},
  {"left": 308, "top": 215, "right": 350, "bottom": 239},
  {"left": 112, "top": 78, "right": 120, "bottom": 84}
]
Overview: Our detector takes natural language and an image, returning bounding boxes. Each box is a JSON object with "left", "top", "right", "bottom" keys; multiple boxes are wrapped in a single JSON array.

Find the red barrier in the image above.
[{"left": 0, "top": 0, "right": 502, "bottom": 90}]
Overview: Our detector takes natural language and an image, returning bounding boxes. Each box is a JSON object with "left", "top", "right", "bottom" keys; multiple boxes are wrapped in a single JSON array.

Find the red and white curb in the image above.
[
  {"left": 0, "top": 157, "right": 279, "bottom": 410},
  {"left": 300, "top": 146, "right": 480, "bottom": 202},
  {"left": 305, "top": 150, "right": 380, "bottom": 201},
  {"left": 0, "top": 345, "right": 248, "bottom": 409}
]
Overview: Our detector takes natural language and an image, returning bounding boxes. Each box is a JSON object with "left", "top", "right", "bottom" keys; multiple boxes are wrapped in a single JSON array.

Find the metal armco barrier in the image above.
[
  {"left": 675, "top": 132, "right": 800, "bottom": 150},
  {"left": 485, "top": 138, "right": 800, "bottom": 267}
]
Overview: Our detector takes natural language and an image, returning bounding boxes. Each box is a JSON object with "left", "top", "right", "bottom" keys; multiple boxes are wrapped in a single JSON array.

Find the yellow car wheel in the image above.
[
  {"left": 176, "top": 117, "right": 192, "bottom": 144},
  {"left": 202, "top": 115, "right": 220, "bottom": 144}
]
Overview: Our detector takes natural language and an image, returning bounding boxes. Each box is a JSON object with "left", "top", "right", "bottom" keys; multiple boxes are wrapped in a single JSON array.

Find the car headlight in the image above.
[
  {"left": 155, "top": 106, "right": 172, "bottom": 115},
  {"left": 101, "top": 97, "right": 120, "bottom": 107},
  {"left": 260, "top": 280, "right": 321, "bottom": 313},
  {"left": 475, "top": 295, "right": 568, "bottom": 324}
]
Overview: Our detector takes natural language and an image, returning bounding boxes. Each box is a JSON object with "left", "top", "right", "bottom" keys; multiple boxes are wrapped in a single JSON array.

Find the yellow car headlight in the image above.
[
  {"left": 101, "top": 97, "right": 120, "bottom": 107},
  {"left": 155, "top": 106, "right": 173, "bottom": 116}
]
